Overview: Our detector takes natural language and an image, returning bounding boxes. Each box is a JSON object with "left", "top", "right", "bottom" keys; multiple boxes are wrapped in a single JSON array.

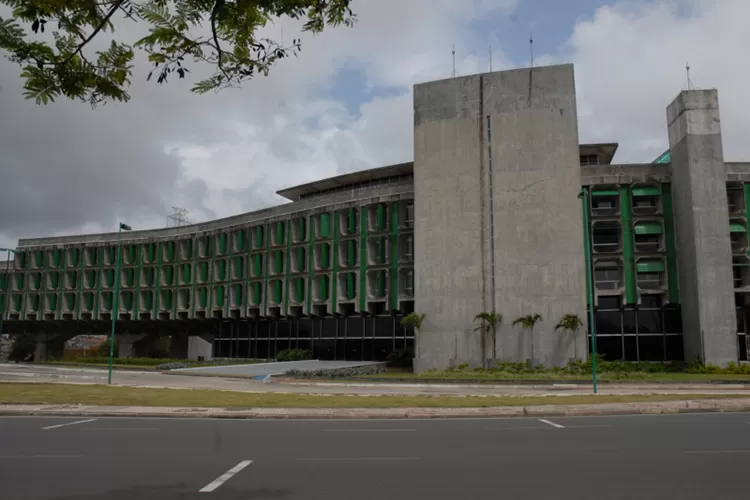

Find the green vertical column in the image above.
[
  {"left": 133, "top": 245, "right": 142, "bottom": 319},
  {"left": 94, "top": 248, "right": 104, "bottom": 318},
  {"left": 208, "top": 235, "right": 216, "bottom": 312},
  {"left": 190, "top": 237, "right": 199, "bottom": 319},
  {"left": 56, "top": 249, "right": 66, "bottom": 319},
  {"left": 332, "top": 211, "right": 340, "bottom": 314},
  {"left": 41, "top": 249, "right": 49, "bottom": 317},
  {"left": 264, "top": 223, "right": 271, "bottom": 313},
  {"left": 75, "top": 247, "right": 85, "bottom": 319},
  {"left": 390, "top": 202, "right": 399, "bottom": 311},
  {"left": 284, "top": 219, "right": 292, "bottom": 316},
  {"left": 306, "top": 216, "right": 314, "bottom": 315},
  {"left": 154, "top": 242, "right": 162, "bottom": 318},
  {"left": 359, "top": 207, "right": 368, "bottom": 311},
  {"left": 662, "top": 183, "right": 680, "bottom": 304},
  {"left": 245, "top": 229, "right": 253, "bottom": 316},
  {"left": 620, "top": 186, "right": 637, "bottom": 304}
]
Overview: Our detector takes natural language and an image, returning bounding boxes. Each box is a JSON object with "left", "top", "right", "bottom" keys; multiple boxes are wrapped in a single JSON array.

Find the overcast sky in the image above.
[{"left": 1, "top": 0, "right": 749, "bottom": 250}]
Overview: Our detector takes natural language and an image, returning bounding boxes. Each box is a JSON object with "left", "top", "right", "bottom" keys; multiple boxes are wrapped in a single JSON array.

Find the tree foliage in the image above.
[
  {"left": 555, "top": 313, "right": 583, "bottom": 334},
  {"left": 0, "top": 0, "right": 355, "bottom": 106},
  {"left": 400, "top": 312, "right": 425, "bottom": 332}
]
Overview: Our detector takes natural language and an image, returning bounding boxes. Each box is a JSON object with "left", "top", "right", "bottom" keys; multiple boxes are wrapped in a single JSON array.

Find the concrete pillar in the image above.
[
  {"left": 117, "top": 334, "right": 147, "bottom": 358},
  {"left": 33, "top": 334, "right": 61, "bottom": 362},
  {"left": 187, "top": 334, "right": 213, "bottom": 361},
  {"left": 666, "top": 89, "right": 738, "bottom": 365},
  {"left": 412, "top": 64, "right": 585, "bottom": 372}
]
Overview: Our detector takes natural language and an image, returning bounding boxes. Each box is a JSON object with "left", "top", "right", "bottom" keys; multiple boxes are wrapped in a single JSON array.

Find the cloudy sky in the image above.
[{"left": 1, "top": 0, "right": 749, "bottom": 251}]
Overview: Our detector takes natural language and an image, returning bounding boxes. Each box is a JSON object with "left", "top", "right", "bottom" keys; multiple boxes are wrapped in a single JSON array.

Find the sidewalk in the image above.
[{"left": 2, "top": 398, "right": 750, "bottom": 419}]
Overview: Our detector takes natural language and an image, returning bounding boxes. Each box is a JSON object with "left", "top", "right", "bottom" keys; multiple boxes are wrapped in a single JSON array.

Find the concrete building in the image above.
[{"left": 1, "top": 63, "right": 749, "bottom": 369}]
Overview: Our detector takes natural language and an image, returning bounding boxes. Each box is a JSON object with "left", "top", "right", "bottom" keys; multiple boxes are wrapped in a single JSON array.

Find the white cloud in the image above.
[{"left": 562, "top": 0, "right": 750, "bottom": 162}]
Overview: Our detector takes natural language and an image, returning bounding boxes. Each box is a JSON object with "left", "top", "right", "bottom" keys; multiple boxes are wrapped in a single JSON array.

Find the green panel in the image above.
[
  {"left": 274, "top": 251, "right": 283, "bottom": 274},
  {"left": 122, "top": 292, "right": 133, "bottom": 310},
  {"left": 102, "top": 293, "right": 112, "bottom": 311},
  {"left": 0, "top": 275, "right": 5, "bottom": 291},
  {"left": 253, "top": 254, "right": 263, "bottom": 277},
  {"left": 320, "top": 244, "right": 330, "bottom": 269},
  {"left": 376, "top": 237, "right": 387, "bottom": 264},
  {"left": 94, "top": 248, "right": 104, "bottom": 317},
  {"left": 64, "top": 293, "right": 75, "bottom": 311},
  {"left": 235, "top": 230, "right": 246, "bottom": 252},
  {"left": 144, "top": 268, "right": 155, "bottom": 286},
  {"left": 662, "top": 187, "right": 680, "bottom": 303},
  {"left": 126, "top": 245, "right": 136, "bottom": 265},
  {"left": 632, "top": 186, "right": 661, "bottom": 197},
  {"left": 163, "top": 290, "right": 172, "bottom": 309},
  {"left": 17, "top": 252, "right": 27, "bottom": 269},
  {"left": 199, "top": 288, "right": 208, "bottom": 308},
  {"left": 297, "top": 218, "right": 307, "bottom": 241},
  {"left": 34, "top": 251, "right": 43, "bottom": 268},
  {"left": 52, "top": 249, "right": 62, "bottom": 267},
  {"left": 359, "top": 208, "right": 367, "bottom": 310},
  {"left": 103, "top": 269, "right": 114, "bottom": 287},
  {"left": 592, "top": 189, "right": 619, "bottom": 197},
  {"left": 164, "top": 265, "right": 174, "bottom": 286},
  {"left": 49, "top": 272, "right": 59, "bottom": 290},
  {"left": 29, "top": 294, "right": 39, "bottom": 311},
  {"left": 347, "top": 273, "right": 356, "bottom": 300},
  {"left": 297, "top": 248, "right": 305, "bottom": 272},
  {"left": 143, "top": 291, "right": 153, "bottom": 310},
  {"left": 218, "top": 233, "right": 228, "bottom": 254},
  {"left": 637, "top": 260, "right": 665, "bottom": 273},
  {"left": 252, "top": 282, "right": 262, "bottom": 306},
  {"left": 84, "top": 270, "right": 95, "bottom": 288},
  {"left": 346, "top": 240, "right": 356, "bottom": 266},
  {"left": 376, "top": 204, "right": 386, "bottom": 230},
  {"left": 182, "top": 264, "right": 192, "bottom": 285},
  {"left": 13, "top": 294, "right": 22, "bottom": 312},
  {"left": 284, "top": 219, "right": 292, "bottom": 315},
  {"left": 215, "top": 287, "right": 225, "bottom": 307},
  {"left": 634, "top": 223, "right": 663, "bottom": 235},
  {"left": 390, "top": 201, "right": 400, "bottom": 310},
  {"left": 620, "top": 187, "right": 637, "bottom": 304},
  {"left": 652, "top": 150, "right": 671, "bottom": 164},
  {"left": 254, "top": 226, "right": 264, "bottom": 248},
  {"left": 331, "top": 212, "right": 339, "bottom": 312},
  {"left": 0, "top": 294, "right": 4, "bottom": 315},
  {"left": 124, "top": 268, "right": 135, "bottom": 287},
  {"left": 233, "top": 257, "right": 243, "bottom": 279},
  {"left": 184, "top": 240, "right": 193, "bottom": 259},
  {"left": 84, "top": 292, "right": 94, "bottom": 311},
  {"left": 730, "top": 223, "right": 746, "bottom": 233},
  {"left": 145, "top": 243, "right": 157, "bottom": 263},
  {"left": 69, "top": 248, "right": 80, "bottom": 266},
  {"left": 296, "top": 278, "right": 304, "bottom": 302},
  {"left": 376, "top": 270, "right": 386, "bottom": 298},
  {"left": 264, "top": 223, "right": 272, "bottom": 313},
  {"left": 347, "top": 208, "right": 357, "bottom": 234},
  {"left": 14, "top": 273, "right": 24, "bottom": 289},
  {"left": 32, "top": 273, "right": 41, "bottom": 290},
  {"left": 167, "top": 241, "right": 176, "bottom": 261},
  {"left": 276, "top": 222, "right": 285, "bottom": 245},
  {"left": 307, "top": 216, "right": 314, "bottom": 315},
  {"left": 217, "top": 260, "right": 226, "bottom": 281},
  {"left": 319, "top": 275, "right": 329, "bottom": 301},
  {"left": 273, "top": 280, "right": 282, "bottom": 303},
  {"left": 232, "top": 284, "right": 242, "bottom": 306},
  {"left": 320, "top": 213, "right": 331, "bottom": 238},
  {"left": 48, "top": 294, "right": 57, "bottom": 311},
  {"left": 745, "top": 183, "right": 750, "bottom": 254}
]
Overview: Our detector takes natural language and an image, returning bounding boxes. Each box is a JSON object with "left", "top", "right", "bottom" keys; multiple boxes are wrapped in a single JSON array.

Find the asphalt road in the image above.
[{"left": 1, "top": 413, "right": 749, "bottom": 499}]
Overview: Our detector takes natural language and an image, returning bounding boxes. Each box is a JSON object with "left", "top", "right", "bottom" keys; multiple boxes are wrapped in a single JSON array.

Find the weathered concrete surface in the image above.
[{"left": 667, "top": 90, "right": 738, "bottom": 365}]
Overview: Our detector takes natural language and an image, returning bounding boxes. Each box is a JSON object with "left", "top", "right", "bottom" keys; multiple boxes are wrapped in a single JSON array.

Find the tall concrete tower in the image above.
[
  {"left": 412, "top": 64, "right": 586, "bottom": 372},
  {"left": 666, "top": 89, "right": 738, "bottom": 365}
]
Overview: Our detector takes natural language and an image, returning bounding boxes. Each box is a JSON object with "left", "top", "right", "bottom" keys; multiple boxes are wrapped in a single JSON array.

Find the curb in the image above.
[{"left": 2, "top": 399, "right": 750, "bottom": 420}]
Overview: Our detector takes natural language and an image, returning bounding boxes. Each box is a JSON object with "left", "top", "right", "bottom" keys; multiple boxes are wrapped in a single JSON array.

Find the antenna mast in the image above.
[
  {"left": 685, "top": 62, "right": 694, "bottom": 90},
  {"left": 452, "top": 44, "right": 456, "bottom": 77},
  {"left": 529, "top": 31, "right": 535, "bottom": 67},
  {"left": 167, "top": 206, "right": 190, "bottom": 228}
]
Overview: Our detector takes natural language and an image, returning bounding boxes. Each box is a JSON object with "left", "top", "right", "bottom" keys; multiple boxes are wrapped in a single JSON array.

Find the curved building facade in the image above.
[{"left": 2, "top": 63, "right": 750, "bottom": 368}]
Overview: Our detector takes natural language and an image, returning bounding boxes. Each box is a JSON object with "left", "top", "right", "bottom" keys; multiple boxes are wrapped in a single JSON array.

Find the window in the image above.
[
  {"left": 727, "top": 184, "right": 744, "bottom": 214},
  {"left": 730, "top": 221, "right": 747, "bottom": 252},
  {"left": 635, "top": 234, "right": 661, "bottom": 252},
  {"left": 633, "top": 196, "right": 659, "bottom": 215},
  {"left": 637, "top": 272, "right": 662, "bottom": 290},
  {"left": 591, "top": 196, "right": 619, "bottom": 216},
  {"left": 592, "top": 222, "right": 620, "bottom": 253},
  {"left": 594, "top": 262, "right": 621, "bottom": 290},
  {"left": 580, "top": 154, "right": 599, "bottom": 166}
]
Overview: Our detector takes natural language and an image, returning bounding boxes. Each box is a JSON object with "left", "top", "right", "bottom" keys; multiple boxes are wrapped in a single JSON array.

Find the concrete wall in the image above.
[
  {"left": 667, "top": 89, "right": 738, "bottom": 364},
  {"left": 413, "top": 64, "right": 586, "bottom": 371}
]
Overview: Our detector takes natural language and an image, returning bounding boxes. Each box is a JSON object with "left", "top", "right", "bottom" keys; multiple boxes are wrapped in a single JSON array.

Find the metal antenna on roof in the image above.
[
  {"left": 685, "top": 62, "right": 694, "bottom": 90},
  {"left": 452, "top": 44, "right": 457, "bottom": 77},
  {"left": 529, "top": 31, "right": 535, "bottom": 68}
]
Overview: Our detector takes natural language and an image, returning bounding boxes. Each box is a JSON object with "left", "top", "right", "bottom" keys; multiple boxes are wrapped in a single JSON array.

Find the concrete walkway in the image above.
[{"left": 2, "top": 398, "right": 750, "bottom": 419}]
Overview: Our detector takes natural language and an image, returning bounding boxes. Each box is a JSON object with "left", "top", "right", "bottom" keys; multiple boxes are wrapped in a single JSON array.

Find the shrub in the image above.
[
  {"left": 285, "top": 364, "right": 387, "bottom": 378},
  {"left": 276, "top": 348, "right": 313, "bottom": 362},
  {"left": 8, "top": 334, "right": 35, "bottom": 362},
  {"left": 156, "top": 362, "right": 189, "bottom": 370},
  {"left": 386, "top": 348, "right": 414, "bottom": 368}
]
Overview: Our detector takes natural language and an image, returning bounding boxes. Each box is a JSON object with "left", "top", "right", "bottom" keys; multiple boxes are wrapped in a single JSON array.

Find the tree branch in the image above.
[{"left": 59, "top": 0, "right": 125, "bottom": 66}]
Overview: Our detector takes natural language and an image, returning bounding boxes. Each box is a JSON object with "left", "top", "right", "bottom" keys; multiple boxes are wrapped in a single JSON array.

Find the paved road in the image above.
[
  {"left": 3, "top": 364, "right": 750, "bottom": 397},
  {"left": 1, "top": 412, "right": 749, "bottom": 499}
]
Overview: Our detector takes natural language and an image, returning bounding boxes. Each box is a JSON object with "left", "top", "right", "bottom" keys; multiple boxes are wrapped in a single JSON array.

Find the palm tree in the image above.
[
  {"left": 474, "top": 312, "right": 503, "bottom": 368},
  {"left": 401, "top": 312, "right": 426, "bottom": 358},
  {"left": 555, "top": 313, "right": 584, "bottom": 358},
  {"left": 512, "top": 313, "right": 543, "bottom": 365}
]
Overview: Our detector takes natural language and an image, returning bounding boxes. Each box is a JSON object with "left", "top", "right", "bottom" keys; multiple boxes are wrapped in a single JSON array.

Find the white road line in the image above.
[
  {"left": 42, "top": 419, "right": 98, "bottom": 430},
  {"left": 199, "top": 460, "right": 253, "bottom": 493},
  {"left": 323, "top": 429, "right": 417, "bottom": 433},
  {"left": 538, "top": 419, "right": 565, "bottom": 429},
  {"left": 296, "top": 457, "right": 420, "bottom": 461}
]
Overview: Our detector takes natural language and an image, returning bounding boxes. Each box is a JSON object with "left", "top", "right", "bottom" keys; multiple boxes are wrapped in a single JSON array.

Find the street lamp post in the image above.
[
  {"left": 0, "top": 248, "right": 18, "bottom": 341},
  {"left": 108, "top": 222, "right": 131, "bottom": 385},
  {"left": 579, "top": 189, "right": 598, "bottom": 394}
]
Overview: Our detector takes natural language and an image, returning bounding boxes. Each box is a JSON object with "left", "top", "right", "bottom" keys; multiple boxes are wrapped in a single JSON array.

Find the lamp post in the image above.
[
  {"left": 579, "top": 189, "right": 598, "bottom": 394},
  {"left": 108, "top": 222, "right": 131, "bottom": 385},
  {"left": 0, "top": 248, "right": 18, "bottom": 340}
]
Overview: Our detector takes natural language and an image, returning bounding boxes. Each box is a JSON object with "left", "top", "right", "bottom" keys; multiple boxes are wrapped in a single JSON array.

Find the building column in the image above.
[
  {"left": 187, "top": 334, "right": 213, "bottom": 361},
  {"left": 117, "top": 333, "right": 147, "bottom": 358},
  {"left": 33, "top": 333, "right": 62, "bottom": 362},
  {"left": 666, "top": 89, "right": 738, "bottom": 365}
]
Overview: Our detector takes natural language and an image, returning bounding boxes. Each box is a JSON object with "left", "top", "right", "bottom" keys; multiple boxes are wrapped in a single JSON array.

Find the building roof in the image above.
[
  {"left": 579, "top": 143, "right": 619, "bottom": 165},
  {"left": 276, "top": 161, "right": 414, "bottom": 201}
]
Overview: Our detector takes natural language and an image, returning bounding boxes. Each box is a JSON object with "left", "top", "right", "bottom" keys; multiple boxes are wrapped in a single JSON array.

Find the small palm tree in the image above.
[
  {"left": 555, "top": 313, "right": 584, "bottom": 358},
  {"left": 474, "top": 312, "right": 503, "bottom": 368},
  {"left": 512, "top": 313, "right": 543, "bottom": 364},
  {"left": 401, "top": 312, "right": 426, "bottom": 358}
]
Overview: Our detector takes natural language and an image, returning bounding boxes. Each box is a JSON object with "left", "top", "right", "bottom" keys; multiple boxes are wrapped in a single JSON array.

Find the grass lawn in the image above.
[
  {"left": 1, "top": 383, "right": 749, "bottom": 409},
  {"left": 354, "top": 369, "right": 750, "bottom": 383}
]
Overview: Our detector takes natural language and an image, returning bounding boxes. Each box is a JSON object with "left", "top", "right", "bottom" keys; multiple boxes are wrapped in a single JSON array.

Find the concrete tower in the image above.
[
  {"left": 412, "top": 64, "right": 586, "bottom": 372},
  {"left": 666, "top": 89, "right": 738, "bottom": 365}
]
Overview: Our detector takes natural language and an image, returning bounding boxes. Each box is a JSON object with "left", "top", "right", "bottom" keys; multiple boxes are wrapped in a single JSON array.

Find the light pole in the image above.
[
  {"left": 579, "top": 189, "right": 598, "bottom": 394},
  {"left": 0, "top": 248, "right": 18, "bottom": 340},
  {"left": 108, "top": 222, "right": 131, "bottom": 385}
]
